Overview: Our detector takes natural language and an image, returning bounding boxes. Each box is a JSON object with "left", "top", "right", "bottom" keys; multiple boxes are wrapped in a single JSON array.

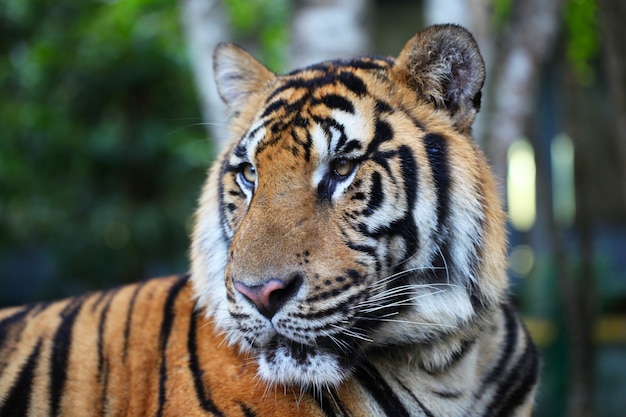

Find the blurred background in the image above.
[{"left": 1, "top": 0, "right": 624, "bottom": 415}]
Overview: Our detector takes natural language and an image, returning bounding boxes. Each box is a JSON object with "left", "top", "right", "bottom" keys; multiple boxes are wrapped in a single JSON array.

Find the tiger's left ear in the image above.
[{"left": 392, "top": 24, "right": 485, "bottom": 133}]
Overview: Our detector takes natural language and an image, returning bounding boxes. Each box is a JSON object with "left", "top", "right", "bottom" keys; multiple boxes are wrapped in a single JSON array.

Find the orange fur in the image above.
[
  {"left": 1, "top": 24, "right": 538, "bottom": 416},
  {"left": 0, "top": 276, "right": 327, "bottom": 416}
]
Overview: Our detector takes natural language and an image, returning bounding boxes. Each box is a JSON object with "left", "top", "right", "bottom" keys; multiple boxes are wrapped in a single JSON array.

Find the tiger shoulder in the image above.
[{"left": 0, "top": 24, "right": 539, "bottom": 417}]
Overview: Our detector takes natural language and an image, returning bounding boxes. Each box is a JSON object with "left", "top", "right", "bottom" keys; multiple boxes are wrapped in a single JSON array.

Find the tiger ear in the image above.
[
  {"left": 393, "top": 24, "right": 485, "bottom": 132},
  {"left": 213, "top": 43, "right": 276, "bottom": 111}
]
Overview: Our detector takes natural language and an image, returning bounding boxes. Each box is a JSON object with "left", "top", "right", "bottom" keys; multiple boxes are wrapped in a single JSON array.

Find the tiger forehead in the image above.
[
  {"left": 239, "top": 58, "right": 395, "bottom": 160},
  {"left": 280, "top": 56, "right": 394, "bottom": 94}
]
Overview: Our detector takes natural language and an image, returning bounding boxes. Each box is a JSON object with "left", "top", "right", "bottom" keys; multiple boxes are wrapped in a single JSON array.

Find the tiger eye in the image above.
[
  {"left": 332, "top": 159, "right": 354, "bottom": 177},
  {"left": 241, "top": 163, "right": 257, "bottom": 184}
]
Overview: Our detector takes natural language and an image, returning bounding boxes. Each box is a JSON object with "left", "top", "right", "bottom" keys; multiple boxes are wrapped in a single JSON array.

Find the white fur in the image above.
[
  {"left": 190, "top": 182, "right": 231, "bottom": 331},
  {"left": 257, "top": 347, "right": 347, "bottom": 388}
]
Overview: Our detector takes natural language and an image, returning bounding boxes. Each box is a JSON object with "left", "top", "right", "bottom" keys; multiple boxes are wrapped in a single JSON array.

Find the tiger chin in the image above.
[{"left": 1, "top": 25, "right": 539, "bottom": 416}]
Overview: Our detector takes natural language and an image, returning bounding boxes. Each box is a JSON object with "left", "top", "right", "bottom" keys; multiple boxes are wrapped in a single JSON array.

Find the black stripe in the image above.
[
  {"left": 489, "top": 329, "right": 540, "bottom": 417},
  {"left": 0, "top": 339, "right": 42, "bottom": 416},
  {"left": 313, "top": 390, "right": 342, "bottom": 417},
  {"left": 432, "top": 389, "right": 463, "bottom": 399},
  {"left": 316, "top": 117, "right": 347, "bottom": 152},
  {"left": 97, "top": 290, "right": 117, "bottom": 374},
  {"left": 264, "top": 76, "right": 328, "bottom": 103},
  {"left": 96, "top": 289, "right": 118, "bottom": 416},
  {"left": 315, "top": 119, "right": 348, "bottom": 200},
  {"left": 290, "top": 126, "right": 313, "bottom": 163},
  {"left": 291, "top": 57, "right": 390, "bottom": 75},
  {"left": 50, "top": 297, "right": 85, "bottom": 417},
  {"left": 354, "top": 361, "right": 410, "bottom": 417},
  {"left": 483, "top": 304, "right": 518, "bottom": 385},
  {"left": 342, "top": 139, "right": 362, "bottom": 154},
  {"left": 366, "top": 119, "right": 394, "bottom": 156},
  {"left": 156, "top": 276, "right": 190, "bottom": 417},
  {"left": 375, "top": 99, "right": 393, "bottom": 114},
  {"left": 394, "top": 377, "right": 435, "bottom": 417},
  {"left": 218, "top": 156, "right": 234, "bottom": 244},
  {"left": 0, "top": 305, "right": 34, "bottom": 351},
  {"left": 122, "top": 281, "right": 146, "bottom": 363},
  {"left": 423, "top": 133, "right": 451, "bottom": 233},
  {"left": 234, "top": 143, "right": 247, "bottom": 158},
  {"left": 367, "top": 151, "right": 396, "bottom": 189},
  {"left": 423, "top": 133, "right": 452, "bottom": 283},
  {"left": 0, "top": 303, "right": 52, "bottom": 378},
  {"left": 467, "top": 184, "right": 488, "bottom": 308},
  {"left": 90, "top": 290, "right": 108, "bottom": 313},
  {"left": 399, "top": 145, "right": 418, "bottom": 208},
  {"left": 99, "top": 361, "right": 110, "bottom": 417},
  {"left": 31, "top": 301, "right": 53, "bottom": 317},
  {"left": 187, "top": 308, "right": 225, "bottom": 416},
  {"left": 362, "top": 172, "right": 383, "bottom": 216},
  {"left": 261, "top": 98, "right": 288, "bottom": 118},
  {"left": 320, "top": 94, "right": 355, "bottom": 113},
  {"left": 336, "top": 71, "right": 367, "bottom": 96},
  {"left": 339, "top": 57, "right": 392, "bottom": 71},
  {"left": 292, "top": 292, "right": 365, "bottom": 320},
  {"left": 238, "top": 402, "right": 257, "bottom": 417},
  {"left": 346, "top": 242, "right": 377, "bottom": 257}
]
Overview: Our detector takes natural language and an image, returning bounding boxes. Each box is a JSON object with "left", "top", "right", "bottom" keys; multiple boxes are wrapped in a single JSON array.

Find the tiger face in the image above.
[{"left": 191, "top": 25, "right": 508, "bottom": 389}]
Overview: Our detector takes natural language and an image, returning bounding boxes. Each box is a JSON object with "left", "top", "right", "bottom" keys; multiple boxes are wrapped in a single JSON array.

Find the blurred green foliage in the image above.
[
  {"left": 0, "top": 0, "right": 212, "bottom": 305},
  {"left": 564, "top": 0, "right": 599, "bottom": 85},
  {"left": 491, "top": 0, "right": 512, "bottom": 34},
  {"left": 491, "top": 0, "right": 600, "bottom": 86},
  {"left": 222, "top": 0, "right": 290, "bottom": 72}
]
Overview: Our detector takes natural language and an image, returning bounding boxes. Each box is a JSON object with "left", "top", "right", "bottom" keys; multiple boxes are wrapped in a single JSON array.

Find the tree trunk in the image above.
[
  {"left": 289, "top": 0, "right": 371, "bottom": 69},
  {"left": 598, "top": 0, "right": 626, "bottom": 210},
  {"left": 485, "top": 0, "right": 564, "bottom": 188},
  {"left": 180, "top": 0, "right": 231, "bottom": 148},
  {"left": 423, "top": 0, "right": 470, "bottom": 27},
  {"left": 563, "top": 81, "right": 597, "bottom": 417}
]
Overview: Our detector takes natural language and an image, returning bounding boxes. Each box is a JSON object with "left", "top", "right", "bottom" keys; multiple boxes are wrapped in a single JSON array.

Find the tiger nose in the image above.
[{"left": 234, "top": 275, "right": 303, "bottom": 319}]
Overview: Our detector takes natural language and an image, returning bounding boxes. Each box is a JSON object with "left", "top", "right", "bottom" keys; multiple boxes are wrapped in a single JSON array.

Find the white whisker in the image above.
[
  {"left": 330, "top": 324, "right": 374, "bottom": 343},
  {"left": 437, "top": 246, "right": 452, "bottom": 284},
  {"left": 354, "top": 315, "right": 457, "bottom": 329},
  {"left": 370, "top": 265, "right": 449, "bottom": 289}
]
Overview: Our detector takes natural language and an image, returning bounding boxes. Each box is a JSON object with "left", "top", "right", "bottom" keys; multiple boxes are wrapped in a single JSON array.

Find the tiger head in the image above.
[{"left": 191, "top": 25, "right": 507, "bottom": 389}]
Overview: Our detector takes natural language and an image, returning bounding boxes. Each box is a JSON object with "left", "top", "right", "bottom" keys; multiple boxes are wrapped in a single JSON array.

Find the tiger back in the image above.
[{"left": 0, "top": 24, "right": 539, "bottom": 416}]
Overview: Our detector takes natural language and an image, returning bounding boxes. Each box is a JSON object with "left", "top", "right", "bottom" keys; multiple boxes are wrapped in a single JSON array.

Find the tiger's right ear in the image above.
[{"left": 213, "top": 43, "right": 276, "bottom": 111}]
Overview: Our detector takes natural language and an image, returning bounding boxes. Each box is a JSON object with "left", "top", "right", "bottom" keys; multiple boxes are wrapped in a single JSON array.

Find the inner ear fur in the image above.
[
  {"left": 213, "top": 43, "right": 276, "bottom": 111},
  {"left": 392, "top": 24, "right": 486, "bottom": 132}
]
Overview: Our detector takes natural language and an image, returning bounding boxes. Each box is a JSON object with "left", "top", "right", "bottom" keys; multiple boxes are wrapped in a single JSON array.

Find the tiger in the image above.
[{"left": 0, "top": 24, "right": 539, "bottom": 416}]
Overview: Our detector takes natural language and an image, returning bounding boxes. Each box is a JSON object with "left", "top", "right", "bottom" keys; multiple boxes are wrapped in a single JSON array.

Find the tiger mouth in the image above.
[
  {"left": 269, "top": 337, "right": 314, "bottom": 365},
  {"left": 264, "top": 335, "right": 349, "bottom": 362},
  {"left": 255, "top": 334, "right": 363, "bottom": 387}
]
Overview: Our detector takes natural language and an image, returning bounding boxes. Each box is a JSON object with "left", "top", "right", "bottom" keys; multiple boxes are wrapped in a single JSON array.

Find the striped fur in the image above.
[
  {"left": 0, "top": 276, "right": 536, "bottom": 416},
  {"left": 0, "top": 25, "right": 539, "bottom": 416}
]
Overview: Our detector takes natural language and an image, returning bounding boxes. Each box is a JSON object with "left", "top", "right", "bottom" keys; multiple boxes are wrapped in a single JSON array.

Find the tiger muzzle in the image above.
[{"left": 234, "top": 274, "right": 303, "bottom": 319}]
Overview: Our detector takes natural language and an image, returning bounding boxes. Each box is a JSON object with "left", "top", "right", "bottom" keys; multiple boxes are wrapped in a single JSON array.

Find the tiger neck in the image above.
[{"left": 365, "top": 304, "right": 499, "bottom": 376}]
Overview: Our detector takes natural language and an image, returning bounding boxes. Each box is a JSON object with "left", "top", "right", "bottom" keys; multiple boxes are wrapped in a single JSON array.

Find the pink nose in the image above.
[{"left": 234, "top": 276, "right": 302, "bottom": 319}]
